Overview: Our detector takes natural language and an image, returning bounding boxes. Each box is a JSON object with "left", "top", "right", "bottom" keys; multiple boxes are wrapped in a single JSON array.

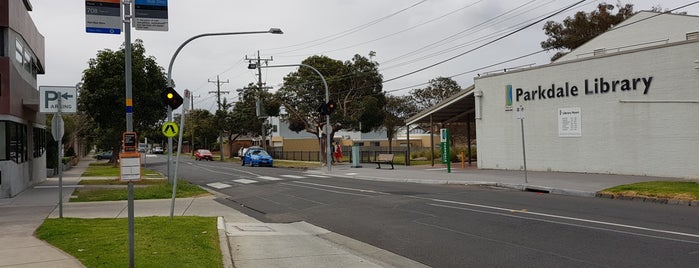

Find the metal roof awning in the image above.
[{"left": 406, "top": 85, "right": 475, "bottom": 125}]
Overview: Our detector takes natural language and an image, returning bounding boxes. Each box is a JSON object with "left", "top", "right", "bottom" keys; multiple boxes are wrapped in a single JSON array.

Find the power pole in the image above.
[
  {"left": 246, "top": 51, "right": 273, "bottom": 150},
  {"left": 189, "top": 92, "right": 200, "bottom": 153},
  {"left": 208, "top": 75, "right": 230, "bottom": 160}
]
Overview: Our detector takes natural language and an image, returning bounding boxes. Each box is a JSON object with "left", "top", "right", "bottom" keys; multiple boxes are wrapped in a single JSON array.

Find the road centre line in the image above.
[{"left": 423, "top": 199, "right": 699, "bottom": 241}]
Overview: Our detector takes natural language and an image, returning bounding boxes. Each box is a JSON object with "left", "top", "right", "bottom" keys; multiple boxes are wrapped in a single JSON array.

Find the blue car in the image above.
[{"left": 242, "top": 148, "right": 273, "bottom": 167}]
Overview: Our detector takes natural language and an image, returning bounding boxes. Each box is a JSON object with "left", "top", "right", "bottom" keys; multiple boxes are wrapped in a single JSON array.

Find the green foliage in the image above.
[
  {"left": 385, "top": 95, "right": 418, "bottom": 152},
  {"left": 601, "top": 181, "right": 699, "bottom": 200},
  {"left": 78, "top": 39, "right": 168, "bottom": 153},
  {"left": 409, "top": 77, "right": 461, "bottom": 110},
  {"left": 541, "top": 3, "right": 634, "bottom": 61},
  {"left": 183, "top": 109, "right": 218, "bottom": 150},
  {"left": 36, "top": 216, "right": 221, "bottom": 267},
  {"left": 277, "top": 54, "right": 385, "bottom": 137}
]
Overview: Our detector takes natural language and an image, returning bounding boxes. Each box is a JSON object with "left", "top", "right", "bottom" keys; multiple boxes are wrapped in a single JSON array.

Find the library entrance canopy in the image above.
[{"left": 406, "top": 85, "right": 475, "bottom": 125}]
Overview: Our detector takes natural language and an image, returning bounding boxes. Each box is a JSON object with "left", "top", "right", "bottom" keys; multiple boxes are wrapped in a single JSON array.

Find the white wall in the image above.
[
  {"left": 558, "top": 12, "right": 699, "bottom": 62},
  {"left": 475, "top": 41, "right": 699, "bottom": 178}
]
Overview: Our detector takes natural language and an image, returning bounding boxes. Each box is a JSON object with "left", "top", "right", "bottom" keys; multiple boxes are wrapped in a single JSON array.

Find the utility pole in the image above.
[
  {"left": 246, "top": 51, "right": 273, "bottom": 150},
  {"left": 189, "top": 92, "right": 200, "bottom": 153},
  {"left": 208, "top": 75, "right": 230, "bottom": 160}
]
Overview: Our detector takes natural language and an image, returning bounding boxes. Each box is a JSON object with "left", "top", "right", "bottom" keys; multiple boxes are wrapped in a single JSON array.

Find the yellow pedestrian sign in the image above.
[{"left": 162, "top": 122, "right": 179, "bottom": 138}]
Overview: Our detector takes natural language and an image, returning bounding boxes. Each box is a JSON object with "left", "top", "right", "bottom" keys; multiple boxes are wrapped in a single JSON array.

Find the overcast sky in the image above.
[{"left": 30, "top": 0, "right": 699, "bottom": 113}]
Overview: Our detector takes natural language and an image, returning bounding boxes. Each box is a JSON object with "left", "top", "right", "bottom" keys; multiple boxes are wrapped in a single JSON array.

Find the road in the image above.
[{"left": 146, "top": 154, "right": 699, "bottom": 267}]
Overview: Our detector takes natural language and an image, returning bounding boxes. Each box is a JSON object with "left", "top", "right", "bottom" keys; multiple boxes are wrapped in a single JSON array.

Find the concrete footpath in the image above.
[{"left": 1, "top": 158, "right": 693, "bottom": 268}]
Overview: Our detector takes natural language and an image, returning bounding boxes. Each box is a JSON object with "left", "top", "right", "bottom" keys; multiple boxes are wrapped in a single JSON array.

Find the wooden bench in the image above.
[{"left": 373, "top": 153, "right": 394, "bottom": 169}]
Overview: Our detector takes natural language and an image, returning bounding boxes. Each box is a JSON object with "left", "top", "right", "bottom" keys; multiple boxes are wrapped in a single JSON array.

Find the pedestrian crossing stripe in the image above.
[
  {"left": 233, "top": 179, "right": 258, "bottom": 184},
  {"left": 207, "top": 182, "right": 231, "bottom": 189},
  {"left": 280, "top": 175, "right": 305, "bottom": 179},
  {"left": 258, "top": 176, "right": 283, "bottom": 181},
  {"left": 305, "top": 174, "right": 329, "bottom": 178}
]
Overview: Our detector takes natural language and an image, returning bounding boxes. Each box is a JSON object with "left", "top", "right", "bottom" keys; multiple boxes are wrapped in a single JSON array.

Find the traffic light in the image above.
[
  {"left": 317, "top": 100, "right": 337, "bottom": 116},
  {"left": 326, "top": 100, "right": 337, "bottom": 115},
  {"left": 160, "top": 87, "right": 183, "bottom": 109}
]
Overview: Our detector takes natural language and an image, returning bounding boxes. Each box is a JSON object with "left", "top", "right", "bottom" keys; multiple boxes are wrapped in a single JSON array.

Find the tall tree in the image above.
[
  {"left": 183, "top": 109, "right": 218, "bottom": 150},
  {"left": 541, "top": 3, "right": 634, "bottom": 61},
  {"left": 384, "top": 95, "right": 418, "bottom": 153},
  {"left": 276, "top": 54, "right": 385, "bottom": 162},
  {"left": 410, "top": 77, "right": 461, "bottom": 110},
  {"left": 78, "top": 39, "right": 168, "bottom": 162}
]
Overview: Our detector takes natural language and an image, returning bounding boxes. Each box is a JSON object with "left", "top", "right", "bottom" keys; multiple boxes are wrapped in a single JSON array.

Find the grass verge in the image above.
[
  {"left": 36, "top": 216, "right": 221, "bottom": 268},
  {"left": 83, "top": 162, "right": 160, "bottom": 177},
  {"left": 599, "top": 181, "right": 699, "bottom": 200},
  {"left": 71, "top": 180, "right": 209, "bottom": 202}
]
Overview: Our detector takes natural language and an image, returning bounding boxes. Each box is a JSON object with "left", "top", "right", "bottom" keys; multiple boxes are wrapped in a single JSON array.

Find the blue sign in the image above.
[
  {"left": 85, "top": 0, "right": 122, "bottom": 35},
  {"left": 135, "top": 0, "right": 169, "bottom": 31}
]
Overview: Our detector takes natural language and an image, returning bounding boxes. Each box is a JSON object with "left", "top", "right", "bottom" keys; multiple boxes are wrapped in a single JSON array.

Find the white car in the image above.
[{"left": 152, "top": 147, "right": 164, "bottom": 154}]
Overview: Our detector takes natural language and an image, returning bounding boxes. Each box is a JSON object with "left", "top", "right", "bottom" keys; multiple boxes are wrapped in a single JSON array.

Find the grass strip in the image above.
[
  {"left": 71, "top": 180, "right": 209, "bottom": 202},
  {"left": 600, "top": 181, "right": 699, "bottom": 200},
  {"left": 36, "top": 216, "right": 221, "bottom": 268}
]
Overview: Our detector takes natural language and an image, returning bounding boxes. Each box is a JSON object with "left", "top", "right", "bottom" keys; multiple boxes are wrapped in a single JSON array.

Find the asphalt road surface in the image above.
[{"left": 146, "top": 154, "right": 699, "bottom": 267}]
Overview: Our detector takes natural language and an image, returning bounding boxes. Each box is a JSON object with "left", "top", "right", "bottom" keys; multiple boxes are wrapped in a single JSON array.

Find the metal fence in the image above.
[{"left": 269, "top": 146, "right": 414, "bottom": 165}]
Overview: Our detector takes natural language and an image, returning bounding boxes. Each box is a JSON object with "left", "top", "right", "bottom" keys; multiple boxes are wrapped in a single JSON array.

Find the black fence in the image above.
[{"left": 268, "top": 146, "right": 416, "bottom": 165}]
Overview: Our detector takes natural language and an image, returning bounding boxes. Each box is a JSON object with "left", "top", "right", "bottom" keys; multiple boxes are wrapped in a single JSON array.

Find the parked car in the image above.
[
  {"left": 152, "top": 147, "right": 164, "bottom": 154},
  {"left": 242, "top": 148, "right": 273, "bottom": 167},
  {"left": 95, "top": 151, "right": 113, "bottom": 160},
  {"left": 194, "top": 149, "right": 213, "bottom": 161}
]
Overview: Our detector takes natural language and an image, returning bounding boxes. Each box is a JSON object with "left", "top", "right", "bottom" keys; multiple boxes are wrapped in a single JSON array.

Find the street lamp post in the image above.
[
  {"left": 166, "top": 28, "right": 283, "bottom": 218},
  {"left": 249, "top": 63, "right": 332, "bottom": 172}
]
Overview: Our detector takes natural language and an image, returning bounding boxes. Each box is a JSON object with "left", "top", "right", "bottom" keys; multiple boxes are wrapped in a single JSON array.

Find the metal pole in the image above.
[
  {"left": 123, "top": 1, "right": 135, "bottom": 267},
  {"left": 165, "top": 29, "right": 282, "bottom": 183},
  {"left": 257, "top": 64, "right": 331, "bottom": 172},
  {"left": 520, "top": 116, "right": 528, "bottom": 184},
  {"left": 517, "top": 105, "right": 529, "bottom": 183},
  {"left": 57, "top": 97, "right": 63, "bottom": 218},
  {"left": 165, "top": 29, "right": 282, "bottom": 216}
]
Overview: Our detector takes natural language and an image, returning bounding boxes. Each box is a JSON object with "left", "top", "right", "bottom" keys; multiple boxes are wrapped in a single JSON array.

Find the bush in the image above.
[{"left": 65, "top": 147, "right": 75, "bottom": 157}]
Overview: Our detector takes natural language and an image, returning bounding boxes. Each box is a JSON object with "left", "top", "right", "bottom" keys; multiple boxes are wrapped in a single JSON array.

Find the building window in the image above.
[
  {"left": 0, "top": 122, "right": 6, "bottom": 161},
  {"left": 33, "top": 127, "right": 45, "bottom": 158},
  {"left": 15, "top": 39, "right": 24, "bottom": 63},
  {"left": 2, "top": 121, "right": 28, "bottom": 163}
]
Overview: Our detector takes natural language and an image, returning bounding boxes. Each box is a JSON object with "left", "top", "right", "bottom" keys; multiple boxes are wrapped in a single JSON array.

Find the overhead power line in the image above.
[
  {"left": 266, "top": 0, "right": 428, "bottom": 54},
  {"left": 383, "top": 0, "right": 587, "bottom": 84}
]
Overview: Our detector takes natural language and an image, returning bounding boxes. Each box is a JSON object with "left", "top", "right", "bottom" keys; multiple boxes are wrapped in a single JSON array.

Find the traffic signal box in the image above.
[
  {"left": 318, "top": 100, "right": 337, "bottom": 116},
  {"left": 161, "top": 87, "right": 183, "bottom": 109}
]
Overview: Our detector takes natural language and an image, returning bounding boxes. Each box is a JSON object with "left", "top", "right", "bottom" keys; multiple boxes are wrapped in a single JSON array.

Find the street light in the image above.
[
  {"left": 248, "top": 63, "right": 332, "bottom": 172},
  {"left": 166, "top": 28, "right": 283, "bottom": 218}
]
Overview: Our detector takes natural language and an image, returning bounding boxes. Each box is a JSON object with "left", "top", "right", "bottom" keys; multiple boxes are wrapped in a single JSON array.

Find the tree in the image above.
[
  {"left": 78, "top": 39, "right": 168, "bottom": 163},
  {"left": 541, "top": 3, "right": 634, "bottom": 61},
  {"left": 276, "top": 54, "right": 385, "bottom": 162},
  {"left": 410, "top": 77, "right": 461, "bottom": 110},
  {"left": 384, "top": 95, "right": 418, "bottom": 153},
  {"left": 183, "top": 109, "right": 218, "bottom": 150}
]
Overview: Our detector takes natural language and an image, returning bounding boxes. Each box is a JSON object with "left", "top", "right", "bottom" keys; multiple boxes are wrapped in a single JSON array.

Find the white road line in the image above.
[
  {"left": 305, "top": 174, "right": 329, "bottom": 178},
  {"left": 233, "top": 179, "right": 258, "bottom": 184},
  {"left": 422, "top": 198, "right": 699, "bottom": 241},
  {"left": 292, "top": 181, "right": 385, "bottom": 194},
  {"left": 258, "top": 176, "right": 283, "bottom": 181},
  {"left": 344, "top": 173, "right": 358, "bottom": 176},
  {"left": 280, "top": 175, "right": 305, "bottom": 179},
  {"left": 206, "top": 182, "right": 232, "bottom": 189}
]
